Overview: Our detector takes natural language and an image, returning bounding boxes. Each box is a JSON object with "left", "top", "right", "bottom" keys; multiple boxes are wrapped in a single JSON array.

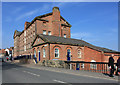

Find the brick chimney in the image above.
[
  {"left": 24, "top": 21, "right": 30, "bottom": 30},
  {"left": 52, "top": 7, "right": 61, "bottom": 37}
]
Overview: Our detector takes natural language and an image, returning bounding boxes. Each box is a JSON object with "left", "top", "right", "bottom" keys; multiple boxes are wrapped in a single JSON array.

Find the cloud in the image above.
[
  {"left": 12, "top": 6, "right": 25, "bottom": 14},
  {"left": 15, "top": 8, "right": 40, "bottom": 21},
  {"left": 51, "top": 2, "right": 66, "bottom": 8},
  {"left": 15, "top": 3, "right": 67, "bottom": 21},
  {"left": 71, "top": 32, "right": 92, "bottom": 39},
  {"left": 4, "top": 16, "right": 12, "bottom": 22}
]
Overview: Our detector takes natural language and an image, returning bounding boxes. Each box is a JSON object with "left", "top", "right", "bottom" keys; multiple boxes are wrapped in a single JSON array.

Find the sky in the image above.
[{"left": 2, "top": 2, "right": 119, "bottom": 51}]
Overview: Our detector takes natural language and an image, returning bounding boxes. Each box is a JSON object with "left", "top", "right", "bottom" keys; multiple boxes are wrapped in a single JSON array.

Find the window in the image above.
[
  {"left": 64, "top": 34, "right": 66, "bottom": 38},
  {"left": 24, "top": 38, "right": 26, "bottom": 43},
  {"left": 24, "top": 31, "right": 26, "bottom": 36},
  {"left": 34, "top": 50, "right": 36, "bottom": 58},
  {"left": 78, "top": 50, "right": 82, "bottom": 58},
  {"left": 43, "top": 48, "right": 46, "bottom": 58},
  {"left": 90, "top": 60, "right": 97, "bottom": 69},
  {"left": 24, "top": 45, "right": 26, "bottom": 51},
  {"left": 55, "top": 48, "right": 59, "bottom": 58},
  {"left": 48, "top": 31, "right": 51, "bottom": 35},
  {"left": 43, "top": 30, "right": 46, "bottom": 35},
  {"left": 81, "top": 63, "right": 84, "bottom": 68}
]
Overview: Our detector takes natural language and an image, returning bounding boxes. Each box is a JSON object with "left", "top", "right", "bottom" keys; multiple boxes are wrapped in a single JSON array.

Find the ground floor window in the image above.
[
  {"left": 55, "top": 48, "right": 59, "bottom": 58},
  {"left": 90, "top": 60, "right": 97, "bottom": 69},
  {"left": 43, "top": 48, "right": 46, "bottom": 58},
  {"left": 81, "top": 63, "right": 84, "bottom": 68}
]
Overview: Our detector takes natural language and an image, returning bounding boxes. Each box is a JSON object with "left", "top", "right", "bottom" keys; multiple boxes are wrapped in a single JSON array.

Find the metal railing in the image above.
[{"left": 64, "top": 61, "right": 117, "bottom": 74}]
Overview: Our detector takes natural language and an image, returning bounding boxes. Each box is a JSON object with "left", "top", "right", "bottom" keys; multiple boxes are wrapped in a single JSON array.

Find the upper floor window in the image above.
[
  {"left": 78, "top": 49, "right": 82, "bottom": 58},
  {"left": 24, "top": 45, "right": 26, "bottom": 51},
  {"left": 48, "top": 31, "right": 51, "bottom": 35},
  {"left": 24, "top": 31, "right": 26, "bottom": 36},
  {"left": 64, "top": 34, "right": 66, "bottom": 38},
  {"left": 43, "top": 30, "right": 46, "bottom": 35},
  {"left": 55, "top": 48, "right": 59, "bottom": 58},
  {"left": 43, "top": 48, "right": 46, "bottom": 58}
]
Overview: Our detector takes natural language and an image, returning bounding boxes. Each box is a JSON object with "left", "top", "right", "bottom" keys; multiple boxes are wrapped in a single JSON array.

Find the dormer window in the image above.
[
  {"left": 64, "top": 34, "right": 66, "bottom": 38},
  {"left": 43, "top": 21, "right": 46, "bottom": 26},
  {"left": 43, "top": 30, "right": 46, "bottom": 35}
]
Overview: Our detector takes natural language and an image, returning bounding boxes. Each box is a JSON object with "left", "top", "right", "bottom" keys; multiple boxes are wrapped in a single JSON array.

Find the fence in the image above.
[{"left": 64, "top": 61, "right": 117, "bottom": 74}]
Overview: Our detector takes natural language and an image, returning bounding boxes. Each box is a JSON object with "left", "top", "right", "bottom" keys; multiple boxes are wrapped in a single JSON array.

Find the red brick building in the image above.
[{"left": 14, "top": 7, "right": 120, "bottom": 64}]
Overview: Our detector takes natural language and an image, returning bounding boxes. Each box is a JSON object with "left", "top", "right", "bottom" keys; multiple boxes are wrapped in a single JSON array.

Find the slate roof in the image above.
[
  {"left": 16, "top": 30, "right": 21, "bottom": 36},
  {"left": 33, "top": 34, "right": 120, "bottom": 53}
]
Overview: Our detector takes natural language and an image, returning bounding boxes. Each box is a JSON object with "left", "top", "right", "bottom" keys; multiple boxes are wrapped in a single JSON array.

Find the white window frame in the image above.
[
  {"left": 24, "top": 45, "right": 26, "bottom": 51},
  {"left": 81, "top": 63, "right": 84, "bottom": 68},
  {"left": 78, "top": 49, "right": 82, "bottom": 58},
  {"left": 90, "top": 60, "right": 97, "bottom": 69},
  {"left": 55, "top": 48, "right": 59, "bottom": 58},
  {"left": 48, "top": 31, "right": 51, "bottom": 35},
  {"left": 43, "top": 30, "right": 46, "bottom": 35},
  {"left": 24, "top": 38, "right": 26, "bottom": 43},
  {"left": 24, "top": 31, "right": 26, "bottom": 36},
  {"left": 64, "top": 34, "right": 66, "bottom": 38},
  {"left": 43, "top": 48, "right": 46, "bottom": 58}
]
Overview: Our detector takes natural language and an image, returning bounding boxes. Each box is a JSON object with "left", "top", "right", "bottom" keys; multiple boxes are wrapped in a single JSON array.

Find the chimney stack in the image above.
[{"left": 52, "top": 7, "right": 61, "bottom": 37}]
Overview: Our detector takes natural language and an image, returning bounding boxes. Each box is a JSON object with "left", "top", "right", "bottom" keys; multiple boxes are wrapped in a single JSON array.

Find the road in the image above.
[{"left": 2, "top": 62, "right": 119, "bottom": 84}]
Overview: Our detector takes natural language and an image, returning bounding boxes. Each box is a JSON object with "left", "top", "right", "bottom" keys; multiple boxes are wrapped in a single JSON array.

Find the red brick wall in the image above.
[
  {"left": 84, "top": 46, "right": 102, "bottom": 62},
  {"left": 33, "top": 43, "right": 84, "bottom": 62},
  {"left": 103, "top": 53, "right": 119, "bottom": 63}
]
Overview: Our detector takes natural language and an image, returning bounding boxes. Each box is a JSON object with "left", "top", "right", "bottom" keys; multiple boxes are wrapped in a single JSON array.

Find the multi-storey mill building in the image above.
[{"left": 13, "top": 7, "right": 71, "bottom": 57}]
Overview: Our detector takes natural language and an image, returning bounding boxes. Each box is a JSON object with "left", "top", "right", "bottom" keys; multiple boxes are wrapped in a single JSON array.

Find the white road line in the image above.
[
  {"left": 24, "top": 66, "right": 118, "bottom": 81},
  {"left": 23, "top": 70, "right": 40, "bottom": 77},
  {"left": 23, "top": 71, "right": 27, "bottom": 72},
  {"left": 53, "top": 79, "right": 67, "bottom": 83}
]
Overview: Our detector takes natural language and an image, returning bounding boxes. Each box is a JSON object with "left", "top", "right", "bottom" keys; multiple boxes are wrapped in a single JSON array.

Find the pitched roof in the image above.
[
  {"left": 32, "top": 34, "right": 120, "bottom": 53},
  {"left": 14, "top": 11, "right": 72, "bottom": 37},
  {"left": 13, "top": 30, "right": 22, "bottom": 39}
]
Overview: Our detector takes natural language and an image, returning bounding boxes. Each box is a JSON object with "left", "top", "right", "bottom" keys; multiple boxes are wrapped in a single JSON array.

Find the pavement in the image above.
[{"left": 2, "top": 61, "right": 120, "bottom": 84}]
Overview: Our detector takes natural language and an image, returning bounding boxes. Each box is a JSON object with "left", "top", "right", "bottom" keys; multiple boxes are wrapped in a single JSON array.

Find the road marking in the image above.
[
  {"left": 53, "top": 79, "right": 67, "bottom": 83},
  {"left": 23, "top": 71, "right": 27, "bottom": 72},
  {"left": 23, "top": 70, "right": 40, "bottom": 77},
  {"left": 25, "top": 66, "right": 118, "bottom": 81}
]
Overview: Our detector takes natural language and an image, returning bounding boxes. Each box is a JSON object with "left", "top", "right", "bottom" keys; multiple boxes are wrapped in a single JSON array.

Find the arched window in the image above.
[
  {"left": 90, "top": 60, "right": 97, "bottom": 69},
  {"left": 67, "top": 49, "right": 71, "bottom": 61},
  {"left": 34, "top": 50, "right": 36, "bottom": 58},
  {"left": 67, "top": 49, "right": 71, "bottom": 57},
  {"left": 55, "top": 48, "right": 59, "bottom": 58},
  {"left": 78, "top": 49, "right": 82, "bottom": 58},
  {"left": 43, "top": 48, "right": 46, "bottom": 58}
]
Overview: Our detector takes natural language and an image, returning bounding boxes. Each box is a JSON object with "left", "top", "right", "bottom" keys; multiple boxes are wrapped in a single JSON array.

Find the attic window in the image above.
[
  {"left": 43, "top": 21, "right": 47, "bottom": 26},
  {"left": 43, "top": 21, "right": 46, "bottom": 23}
]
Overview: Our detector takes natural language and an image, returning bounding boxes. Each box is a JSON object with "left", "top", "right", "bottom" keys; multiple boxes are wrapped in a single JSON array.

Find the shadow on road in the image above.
[{"left": 2, "top": 62, "right": 25, "bottom": 71}]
